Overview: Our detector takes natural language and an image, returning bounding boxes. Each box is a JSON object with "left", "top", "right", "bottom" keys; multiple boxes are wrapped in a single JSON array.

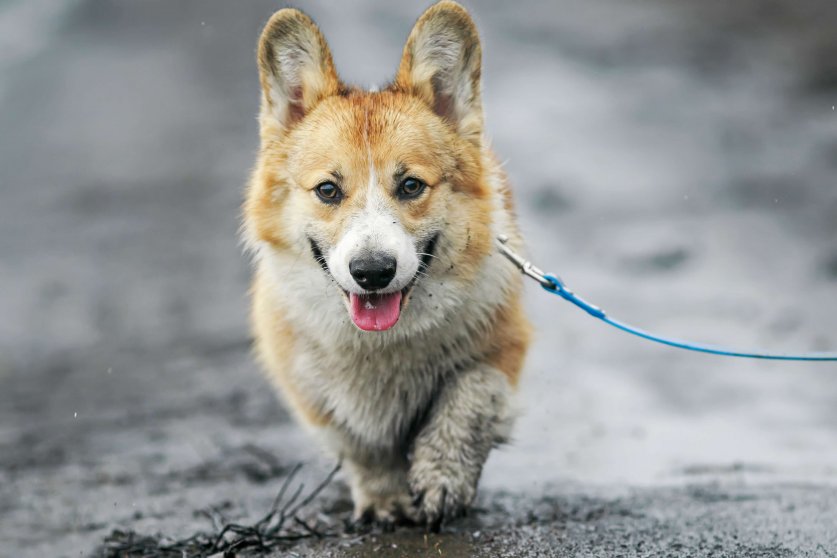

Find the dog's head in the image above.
[{"left": 246, "top": 1, "right": 494, "bottom": 332}]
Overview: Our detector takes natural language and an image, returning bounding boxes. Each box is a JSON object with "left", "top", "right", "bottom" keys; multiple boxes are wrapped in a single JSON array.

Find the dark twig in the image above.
[
  {"left": 255, "top": 462, "right": 303, "bottom": 532},
  {"left": 99, "top": 461, "right": 343, "bottom": 557},
  {"left": 286, "top": 462, "right": 342, "bottom": 519},
  {"left": 294, "top": 516, "right": 324, "bottom": 538}
]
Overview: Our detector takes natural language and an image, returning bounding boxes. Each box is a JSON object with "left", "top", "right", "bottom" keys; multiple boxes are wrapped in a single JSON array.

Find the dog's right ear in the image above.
[
  {"left": 257, "top": 9, "right": 341, "bottom": 131},
  {"left": 395, "top": 1, "right": 483, "bottom": 146}
]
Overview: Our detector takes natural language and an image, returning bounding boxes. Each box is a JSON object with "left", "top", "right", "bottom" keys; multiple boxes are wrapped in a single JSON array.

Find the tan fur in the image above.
[
  {"left": 243, "top": 1, "right": 531, "bottom": 528},
  {"left": 483, "top": 290, "right": 532, "bottom": 388},
  {"left": 250, "top": 269, "right": 332, "bottom": 428}
]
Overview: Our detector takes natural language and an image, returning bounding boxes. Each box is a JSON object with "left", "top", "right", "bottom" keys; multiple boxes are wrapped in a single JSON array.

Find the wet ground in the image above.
[{"left": 1, "top": 0, "right": 836, "bottom": 556}]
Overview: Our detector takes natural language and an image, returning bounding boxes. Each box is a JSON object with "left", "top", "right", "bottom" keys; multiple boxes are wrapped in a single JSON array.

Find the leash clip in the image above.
[
  {"left": 496, "top": 235, "right": 559, "bottom": 290},
  {"left": 496, "top": 235, "right": 606, "bottom": 318}
]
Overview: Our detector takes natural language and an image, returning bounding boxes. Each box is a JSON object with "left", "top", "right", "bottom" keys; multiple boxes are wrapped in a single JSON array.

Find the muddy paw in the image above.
[
  {"left": 353, "top": 491, "right": 418, "bottom": 529},
  {"left": 409, "top": 465, "right": 476, "bottom": 531}
]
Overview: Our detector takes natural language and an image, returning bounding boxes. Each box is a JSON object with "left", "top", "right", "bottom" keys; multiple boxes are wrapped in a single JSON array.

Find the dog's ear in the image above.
[
  {"left": 257, "top": 9, "right": 341, "bottom": 131},
  {"left": 395, "top": 1, "right": 483, "bottom": 145}
]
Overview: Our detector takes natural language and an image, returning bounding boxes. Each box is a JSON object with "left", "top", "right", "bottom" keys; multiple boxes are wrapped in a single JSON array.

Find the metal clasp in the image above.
[{"left": 496, "top": 235, "right": 560, "bottom": 290}]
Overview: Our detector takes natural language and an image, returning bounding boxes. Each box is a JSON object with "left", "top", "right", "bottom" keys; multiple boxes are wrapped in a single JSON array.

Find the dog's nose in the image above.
[{"left": 349, "top": 254, "right": 397, "bottom": 291}]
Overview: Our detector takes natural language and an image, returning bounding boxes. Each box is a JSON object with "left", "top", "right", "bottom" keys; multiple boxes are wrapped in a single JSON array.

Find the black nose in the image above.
[{"left": 349, "top": 254, "right": 397, "bottom": 291}]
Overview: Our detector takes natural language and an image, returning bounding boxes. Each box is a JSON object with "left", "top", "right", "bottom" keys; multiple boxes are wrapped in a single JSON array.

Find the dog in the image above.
[{"left": 243, "top": 1, "right": 531, "bottom": 530}]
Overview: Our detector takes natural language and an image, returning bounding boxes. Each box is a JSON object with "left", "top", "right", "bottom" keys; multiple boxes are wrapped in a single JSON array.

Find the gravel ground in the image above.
[{"left": 1, "top": 1, "right": 836, "bottom": 556}]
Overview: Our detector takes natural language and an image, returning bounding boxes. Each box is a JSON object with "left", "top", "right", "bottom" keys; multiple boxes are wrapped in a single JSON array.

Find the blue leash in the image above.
[{"left": 496, "top": 236, "right": 837, "bottom": 362}]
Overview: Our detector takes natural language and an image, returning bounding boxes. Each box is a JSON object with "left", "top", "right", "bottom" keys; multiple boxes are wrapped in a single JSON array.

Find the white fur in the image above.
[{"left": 327, "top": 165, "right": 420, "bottom": 295}]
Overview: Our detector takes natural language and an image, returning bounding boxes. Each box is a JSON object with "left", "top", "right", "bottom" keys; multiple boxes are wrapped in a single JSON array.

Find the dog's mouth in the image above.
[
  {"left": 308, "top": 234, "right": 439, "bottom": 332},
  {"left": 346, "top": 290, "right": 403, "bottom": 331}
]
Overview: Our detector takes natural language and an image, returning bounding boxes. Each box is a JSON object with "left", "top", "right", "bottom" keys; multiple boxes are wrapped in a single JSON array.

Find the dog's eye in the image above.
[
  {"left": 397, "top": 177, "right": 426, "bottom": 200},
  {"left": 315, "top": 181, "right": 342, "bottom": 203}
]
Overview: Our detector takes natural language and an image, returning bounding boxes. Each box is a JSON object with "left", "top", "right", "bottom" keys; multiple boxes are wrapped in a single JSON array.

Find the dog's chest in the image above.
[{"left": 294, "top": 329, "right": 477, "bottom": 449}]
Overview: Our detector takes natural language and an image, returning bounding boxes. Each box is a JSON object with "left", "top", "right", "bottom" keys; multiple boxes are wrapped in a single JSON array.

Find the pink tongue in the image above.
[{"left": 349, "top": 291, "right": 402, "bottom": 331}]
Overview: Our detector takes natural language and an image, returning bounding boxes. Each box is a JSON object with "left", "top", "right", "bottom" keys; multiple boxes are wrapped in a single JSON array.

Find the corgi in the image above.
[{"left": 243, "top": 1, "right": 531, "bottom": 530}]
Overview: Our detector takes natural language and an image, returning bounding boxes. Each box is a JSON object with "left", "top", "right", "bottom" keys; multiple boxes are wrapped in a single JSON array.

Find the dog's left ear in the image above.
[{"left": 395, "top": 1, "right": 483, "bottom": 145}]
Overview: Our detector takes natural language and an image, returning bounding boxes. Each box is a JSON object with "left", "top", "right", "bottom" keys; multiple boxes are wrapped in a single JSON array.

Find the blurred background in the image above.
[{"left": 1, "top": 0, "right": 835, "bottom": 556}]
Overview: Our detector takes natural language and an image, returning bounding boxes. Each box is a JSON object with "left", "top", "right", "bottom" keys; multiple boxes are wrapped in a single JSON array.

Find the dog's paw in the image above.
[
  {"left": 409, "top": 462, "right": 476, "bottom": 531},
  {"left": 353, "top": 491, "right": 418, "bottom": 530}
]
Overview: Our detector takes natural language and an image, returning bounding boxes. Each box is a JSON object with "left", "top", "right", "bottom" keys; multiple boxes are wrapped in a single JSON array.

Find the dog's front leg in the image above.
[{"left": 409, "top": 365, "right": 515, "bottom": 530}]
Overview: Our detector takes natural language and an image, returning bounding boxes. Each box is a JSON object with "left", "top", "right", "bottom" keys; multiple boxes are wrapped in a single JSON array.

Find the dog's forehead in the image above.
[{"left": 288, "top": 92, "right": 453, "bottom": 187}]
